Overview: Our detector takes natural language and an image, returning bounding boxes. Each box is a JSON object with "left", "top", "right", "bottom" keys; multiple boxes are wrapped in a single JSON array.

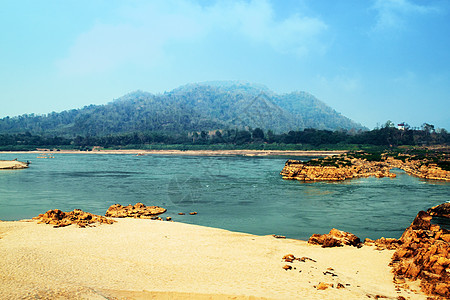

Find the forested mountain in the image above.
[{"left": 0, "top": 82, "right": 365, "bottom": 136}]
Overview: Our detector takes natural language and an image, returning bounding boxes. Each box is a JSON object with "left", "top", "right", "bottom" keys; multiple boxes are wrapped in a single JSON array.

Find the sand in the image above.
[
  {"left": 0, "top": 218, "right": 426, "bottom": 299},
  {"left": 0, "top": 149, "right": 346, "bottom": 157},
  {"left": 0, "top": 160, "right": 28, "bottom": 169}
]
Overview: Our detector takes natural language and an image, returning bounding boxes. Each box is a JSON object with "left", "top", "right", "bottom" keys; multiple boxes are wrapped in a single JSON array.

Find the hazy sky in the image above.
[{"left": 1, "top": 0, "right": 449, "bottom": 129}]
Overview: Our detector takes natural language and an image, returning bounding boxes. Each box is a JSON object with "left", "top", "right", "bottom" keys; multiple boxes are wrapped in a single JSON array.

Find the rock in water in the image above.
[
  {"left": 105, "top": 203, "right": 166, "bottom": 218},
  {"left": 390, "top": 208, "right": 450, "bottom": 298},
  {"left": 308, "top": 228, "right": 361, "bottom": 248},
  {"left": 33, "top": 209, "right": 115, "bottom": 227},
  {"left": 427, "top": 203, "right": 450, "bottom": 218}
]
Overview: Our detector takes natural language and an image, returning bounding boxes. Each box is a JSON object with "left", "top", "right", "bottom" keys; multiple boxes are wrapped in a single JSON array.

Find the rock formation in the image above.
[
  {"left": 308, "top": 228, "right": 361, "bottom": 248},
  {"left": 280, "top": 158, "right": 396, "bottom": 182},
  {"left": 390, "top": 210, "right": 450, "bottom": 298},
  {"left": 427, "top": 203, "right": 450, "bottom": 219},
  {"left": 364, "top": 237, "right": 402, "bottom": 250},
  {"left": 281, "top": 150, "right": 450, "bottom": 182},
  {"left": 105, "top": 203, "right": 166, "bottom": 218},
  {"left": 33, "top": 209, "right": 115, "bottom": 227}
]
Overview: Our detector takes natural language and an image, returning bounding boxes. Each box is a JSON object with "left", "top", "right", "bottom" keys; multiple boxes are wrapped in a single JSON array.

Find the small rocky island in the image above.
[
  {"left": 281, "top": 148, "right": 450, "bottom": 181},
  {"left": 0, "top": 160, "right": 29, "bottom": 170}
]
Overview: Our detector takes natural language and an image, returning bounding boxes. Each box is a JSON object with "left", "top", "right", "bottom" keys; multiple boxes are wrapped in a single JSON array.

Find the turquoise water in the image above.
[{"left": 0, "top": 153, "right": 449, "bottom": 240}]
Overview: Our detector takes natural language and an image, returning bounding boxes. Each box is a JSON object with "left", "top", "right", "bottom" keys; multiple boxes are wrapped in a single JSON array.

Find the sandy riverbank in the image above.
[
  {"left": 0, "top": 149, "right": 346, "bottom": 157},
  {"left": 0, "top": 218, "right": 425, "bottom": 299}
]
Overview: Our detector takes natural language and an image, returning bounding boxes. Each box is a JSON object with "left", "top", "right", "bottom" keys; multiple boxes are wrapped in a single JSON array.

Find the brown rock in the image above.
[
  {"left": 427, "top": 203, "right": 450, "bottom": 218},
  {"left": 105, "top": 203, "right": 166, "bottom": 218},
  {"left": 272, "top": 234, "right": 286, "bottom": 239},
  {"left": 299, "top": 257, "right": 317, "bottom": 263},
  {"left": 282, "top": 254, "right": 295, "bottom": 262},
  {"left": 308, "top": 228, "right": 361, "bottom": 248},
  {"left": 33, "top": 209, "right": 115, "bottom": 228},
  {"left": 316, "top": 282, "right": 332, "bottom": 290},
  {"left": 390, "top": 208, "right": 450, "bottom": 298},
  {"left": 282, "top": 265, "right": 292, "bottom": 270},
  {"left": 365, "top": 237, "right": 402, "bottom": 250}
]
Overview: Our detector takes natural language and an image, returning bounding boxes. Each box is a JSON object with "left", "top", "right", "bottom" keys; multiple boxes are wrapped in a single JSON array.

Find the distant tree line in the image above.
[{"left": 0, "top": 121, "right": 448, "bottom": 151}]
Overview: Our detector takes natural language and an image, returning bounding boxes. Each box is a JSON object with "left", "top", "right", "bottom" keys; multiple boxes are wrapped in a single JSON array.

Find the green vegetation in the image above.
[
  {"left": 303, "top": 147, "right": 450, "bottom": 170},
  {"left": 0, "top": 125, "right": 448, "bottom": 152}
]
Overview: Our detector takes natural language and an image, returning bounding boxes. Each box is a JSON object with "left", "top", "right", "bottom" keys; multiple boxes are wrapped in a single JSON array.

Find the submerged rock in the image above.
[
  {"left": 308, "top": 228, "right": 361, "bottom": 248},
  {"left": 105, "top": 203, "right": 166, "bottom": 218},
  {"left": 390, "top": 208, "right": 450, "bottom": 298},
  {"left": 33, "top": 209, "right": 115, "bottom": 228}
]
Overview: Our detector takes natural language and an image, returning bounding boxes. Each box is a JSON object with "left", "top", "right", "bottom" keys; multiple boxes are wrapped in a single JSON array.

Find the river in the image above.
[{"left": 0, "top": 153, "right": 448, "bottom": 240}]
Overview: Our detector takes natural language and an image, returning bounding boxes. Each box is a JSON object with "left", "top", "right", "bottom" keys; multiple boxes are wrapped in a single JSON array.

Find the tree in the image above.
[
  {"left": 252, "top": 128, "right": 264, "bottom": 141},
  {"left": 235, "top": 130, "right": 252, "bottom": 145},
  {"left": 383, "top": 120, "right": 395, "bottom": 128}
]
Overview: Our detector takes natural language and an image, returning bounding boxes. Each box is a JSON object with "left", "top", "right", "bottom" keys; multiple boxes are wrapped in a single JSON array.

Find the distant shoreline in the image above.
[{"left": 0, "top": 149, "right": 346, "bottom": 157}]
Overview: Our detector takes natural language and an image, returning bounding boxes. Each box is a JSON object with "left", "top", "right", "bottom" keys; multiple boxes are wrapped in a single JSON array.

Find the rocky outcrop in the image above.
[
  {"left": 364, "top": 237, "right": 402, "bottom": 250},
  {"left": 308, "top": 228, "right": 361, "bottom": 248},
  {"left": 280, "top": 159, "right": 396, "bottom": 182},
  {"left": 33, "top": 209, "right": 115, "bottom": 227},
  {"left": 390, "top": 210, "right": 450, "bottom": 298},
  {"left": 105, "top": 203, "right": 166, "bottom": 218},
  {"left": 427, "top": 203, "right": 450, "bottom": 218},
  {"left": 281, "top": 151, "right": 450, "bottom": 182}
]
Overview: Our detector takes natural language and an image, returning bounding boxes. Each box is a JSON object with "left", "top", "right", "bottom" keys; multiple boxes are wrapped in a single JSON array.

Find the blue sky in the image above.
[{"left": 1, "top": 0, "right": 449, "bottom": 129}]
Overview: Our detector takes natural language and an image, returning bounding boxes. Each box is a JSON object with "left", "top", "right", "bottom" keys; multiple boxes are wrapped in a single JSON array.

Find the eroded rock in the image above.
[
  {"left": 33, "top": 209, "right": 115, "bottom": 227},
  {"left": 390, "top": 209, "right": 450, "bottom": 298},
  {"left": 427, "top": 203, "right": 450, "bottom": 219},
  {"left": 308, "top": 228, "right": 361, "bottom": 248},
  {"left": 280, "top": 151, "right": 450, "bottom": 182},
  {"left": 105, "top": 203, "right": 166, "bottom": 218},
  {"left": 364, "top": 237, "right": 402, "bottom": 250}
]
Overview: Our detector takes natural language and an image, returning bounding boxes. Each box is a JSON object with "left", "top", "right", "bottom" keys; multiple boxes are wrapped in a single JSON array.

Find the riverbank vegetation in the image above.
[{"left": 0, "top": 121, "right": 448, "bottom": 152}]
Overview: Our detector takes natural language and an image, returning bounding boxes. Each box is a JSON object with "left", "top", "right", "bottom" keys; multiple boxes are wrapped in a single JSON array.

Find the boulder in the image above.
[
  {"left": 33, "top": 209, "right": 115, "bottom": 228},
  {"left": 105, "top": 203, "right": 166, "bottom": 218},
  {"left": 308, "top": 228, "right": 361, "bottom": 248}
]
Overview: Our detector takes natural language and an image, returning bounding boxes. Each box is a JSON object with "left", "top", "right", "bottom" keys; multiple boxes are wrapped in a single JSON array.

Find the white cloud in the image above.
[
  {"left": 372, "top": 0, "right": 440, "bottom": 31},
  {"left": 56, "top": 0, "right": 327, "bottom": 75}
]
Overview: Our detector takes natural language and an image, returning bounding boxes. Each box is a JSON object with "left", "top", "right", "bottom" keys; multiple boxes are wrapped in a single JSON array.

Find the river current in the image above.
[{"left": 0, "top": 153, "right": 448, "bottom": 240}]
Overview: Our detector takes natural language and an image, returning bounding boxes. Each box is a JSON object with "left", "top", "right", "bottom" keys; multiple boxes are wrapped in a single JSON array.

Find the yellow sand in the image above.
[
  {"left": 0, "top": 160, "right": 28, "bottom": 169},
  {"left": 0, "top": 219, "right": 426, "bottom": 299}
]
